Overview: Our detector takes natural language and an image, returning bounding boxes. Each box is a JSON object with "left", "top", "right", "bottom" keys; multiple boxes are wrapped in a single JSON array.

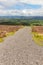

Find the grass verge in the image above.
[{"left": 32, "top": 32, "right": 43, "bottom": 46}]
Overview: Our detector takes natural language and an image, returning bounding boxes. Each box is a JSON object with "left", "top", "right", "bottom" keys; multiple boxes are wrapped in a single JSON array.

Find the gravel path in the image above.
[{"left": 0, "top": 27, "right": 43, "bottom": 65}]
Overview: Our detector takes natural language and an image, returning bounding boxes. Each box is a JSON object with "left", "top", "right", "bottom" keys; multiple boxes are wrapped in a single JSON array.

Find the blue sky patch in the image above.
[
  {"left": 14, "top": 3, "right": 41, "bottom": 10},
  {"left": 0, "top": 2, "right": 41, "bottom": 10}
]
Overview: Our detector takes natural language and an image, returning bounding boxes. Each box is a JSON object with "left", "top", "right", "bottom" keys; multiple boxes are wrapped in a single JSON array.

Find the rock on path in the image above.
[{"left": 0, "top": 27, "right": 43, "bottom": 65}]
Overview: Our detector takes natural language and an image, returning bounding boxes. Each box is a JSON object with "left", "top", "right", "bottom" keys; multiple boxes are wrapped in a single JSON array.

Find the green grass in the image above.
[
  {"left": 32, "top": 32, "right": 43, "bottom": 46},
  {"left": 6, "top": 32, "right": 15, "bottom": 37},
  {"left": 0, "top": 38, "right": 4, "bottom": 42}
]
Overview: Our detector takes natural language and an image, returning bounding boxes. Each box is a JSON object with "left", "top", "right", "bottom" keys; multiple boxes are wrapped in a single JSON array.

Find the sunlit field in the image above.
[{"left": 32, "top": 26, "right": 43, "bottom": 46}]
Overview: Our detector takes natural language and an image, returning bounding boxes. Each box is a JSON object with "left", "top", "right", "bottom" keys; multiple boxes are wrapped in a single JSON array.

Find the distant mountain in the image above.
[{"left": 0, "top": 16, "right": 43, "bottom": 20}]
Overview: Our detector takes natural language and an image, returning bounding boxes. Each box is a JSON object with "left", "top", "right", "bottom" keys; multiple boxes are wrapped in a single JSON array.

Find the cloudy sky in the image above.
[{"left": 0, "top": 0, "right": 43, "bottom": 16}]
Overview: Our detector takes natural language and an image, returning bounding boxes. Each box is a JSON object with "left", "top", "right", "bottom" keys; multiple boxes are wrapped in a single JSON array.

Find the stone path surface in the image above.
[{"left": 0, "top": 27, "right": 43, "bottom": 65}]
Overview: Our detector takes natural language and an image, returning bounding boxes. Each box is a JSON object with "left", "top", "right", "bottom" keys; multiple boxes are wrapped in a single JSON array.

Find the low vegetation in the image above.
[
  {"left": 0, "top": 18, "right": 43, "bottom": 43},
  {"left": 0, "top": 19, "right": 43, "bottom": 26},
  {"left": 32, "top": 26, "right": 43, "bottom": 46},
  {"left": 0, "top": 38, "right": 4, "bottom": 42},
  {"left": 0, "top": 25, "right": 24, "bottom": 42}
]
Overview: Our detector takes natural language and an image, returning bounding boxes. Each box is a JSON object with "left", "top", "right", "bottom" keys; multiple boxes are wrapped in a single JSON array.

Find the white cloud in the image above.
[
  {"left": 0, "top": 5, "right": 5, "bottom": 9},
  {"left": 22, "top": 8, "right": 43, "bottom": 16},
  {"left": 0, "top": 8, "right": 43, "bottom": 16},
  {"left": 20, "top": 0, "right": 43, "bottom": 5},
  {"left": 0, "top": 0, "right": 43, "bottom": 6},
  {"left": 0, "top": 0, "right": 18, "bottom": 6},
  {"left": 0, "top": 0, "right": 7, "bottom": 2},
  {"left": 0, "top": 10, "right": 20, "bottom": 16},
  {"left": 0, "top": 0, "right": 43, "bottom": 16}
]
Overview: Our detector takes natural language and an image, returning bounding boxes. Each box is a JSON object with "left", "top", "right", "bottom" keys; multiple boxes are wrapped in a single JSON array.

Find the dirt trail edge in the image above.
[{"left": 0, "top": 26, "right": 43, "bottom": 65}]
